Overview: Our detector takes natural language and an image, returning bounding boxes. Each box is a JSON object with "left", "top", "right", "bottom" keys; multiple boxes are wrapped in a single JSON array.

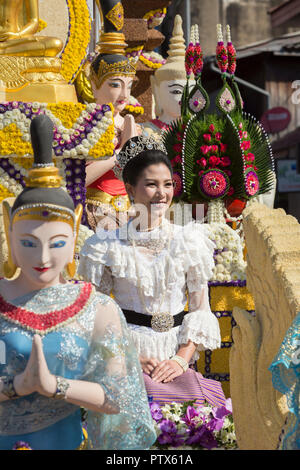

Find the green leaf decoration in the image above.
[
  {"left": 216, "top": 81, "right": 237, "bottom": 115},
  {"left": 187, "top": 77, "right": 210, "bottom": 116}
]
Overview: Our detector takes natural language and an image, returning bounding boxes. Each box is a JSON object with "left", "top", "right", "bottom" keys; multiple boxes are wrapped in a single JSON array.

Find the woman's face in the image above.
[
  {"left": 126, "top": 163, "right": 174, "bottom": 221},
  {"left": 11, "top": 220, "right": 75, "bottom": 288},
  {"left": 92, "top": 75, "right": 133, "bottom": 114}
]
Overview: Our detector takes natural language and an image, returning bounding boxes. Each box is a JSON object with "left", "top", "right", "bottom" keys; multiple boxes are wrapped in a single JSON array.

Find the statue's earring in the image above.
[
  {"left": 66, "top": 204, "right": 83, "bottom": 279},
  {"left": 2, "top": 201, "right": 18, "bottom": 279}
]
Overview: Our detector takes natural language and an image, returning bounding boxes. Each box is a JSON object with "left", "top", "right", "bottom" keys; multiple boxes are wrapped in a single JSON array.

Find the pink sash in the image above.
[{"left": 144, "top": 368, "right": 226, "bottom": 407}]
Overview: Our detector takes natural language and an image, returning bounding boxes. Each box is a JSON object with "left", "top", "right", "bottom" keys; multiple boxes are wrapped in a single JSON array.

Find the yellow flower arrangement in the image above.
[
  {"left": 143, "top": 8, "right": 167, "bottom": 22},
  {"left": 47, "top": 103, "right": 86, "bottom": 129},
  {"left": 0, "top": 102, "right": 114, "bottom": 159},
  {"left": 140, "top": 52, "right": 165, "bottom": 70},
  {"left": 37, "top": 19, "right": 47, "bottom": 33},
  {"left": 210, "top": 285, "right": 255, "bottom": 312},
  {"left": 60, "top": 0, "right": 92, "bottom": 84}
]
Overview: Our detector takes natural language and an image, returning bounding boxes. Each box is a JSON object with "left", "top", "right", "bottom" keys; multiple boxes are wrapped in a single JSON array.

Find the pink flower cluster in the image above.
[
  {"left": 185, "top": 42, "right": 203, "bottom": 78},
  {"left": 197, "top": 124, "right": 231, "bottom": 172}
]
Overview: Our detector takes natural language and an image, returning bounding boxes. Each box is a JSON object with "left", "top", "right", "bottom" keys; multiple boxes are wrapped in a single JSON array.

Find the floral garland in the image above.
[
  {"left": 150, "top": 399, "right": 237, "bottom": 450},
  {"left": 60, "top": 0, "right": 91, "bottom": 84},
  {"left": 0, "top": 102, "right": 115, "bottom": 159},
  {"left": 143, "top": 8, "right": 167, "bottom": 29},
  {"left": 207, "top": 222, "right": 246, "bottom": 283},
  {"left": 140, "top": 51, "right": 166, "bottom": 70}
]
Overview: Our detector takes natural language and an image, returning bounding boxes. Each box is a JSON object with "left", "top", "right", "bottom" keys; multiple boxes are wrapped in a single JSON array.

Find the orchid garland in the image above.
[{"left": 149, "top": 399, "right": 237, "bottom": 450}]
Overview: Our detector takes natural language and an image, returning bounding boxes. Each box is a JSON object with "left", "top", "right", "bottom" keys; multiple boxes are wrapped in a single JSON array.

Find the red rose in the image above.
[
  {"left": 174, "top": 155, "right": 182, "bottom": 163},
  {"left": 211, "top": 144, "right": 219, "bottom": 153},
  {"left": 173, "top": 143, "right": 182, "bottom": 153},
  {"left": 203, "top": 134, "right": 211, "bottom": 142},
  {"left": 200, "top": 145, "right": 210, "bottom": 155},
  {"left": 215, "top": 132, "right": 222, "bottom": 140},
  {"left": 176, "top": 132, "right": 183, "bottom": 141},
  {"left": 241, "top": 140, "right": 251, "bottom": 151},
  {"left": 220, "top": 142, "right": 227, "bottom": 153},
  {"left": 221, "top": 156, "right": 231, "bottom": 167},
  {"left": 209, "top": 124, "right": 215, "bottom": 133},
  {"left": 197, "top": 157, "right": 207, "bottom": 168},
  {"left": 209, "top": 156, "right": 220, "bottom": 167},
  {"left": 246, "top": 152, "right": 255, "bottom": 162}
]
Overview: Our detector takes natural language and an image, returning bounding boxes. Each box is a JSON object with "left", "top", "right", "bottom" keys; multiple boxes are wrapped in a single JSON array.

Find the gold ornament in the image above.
[
  {"left": 25, "top": 166, "right": 63, "bottom": 189},
  {"left": 2, "top": 200, "right": 18, "bottom": 279},
  {"left": 105, "top": 2, "right": 124, "bottom": 31},
  {"left": 66, "top": 204, "right": 83, "bottom": 278}
]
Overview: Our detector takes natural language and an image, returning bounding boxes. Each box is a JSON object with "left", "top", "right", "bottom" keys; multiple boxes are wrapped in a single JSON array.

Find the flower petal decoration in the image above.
[
  {"left": 198, "top": 169, "right": 230, "bottom": 200},
  {"left": 245, "top": 169, "right": 259, "bottom": 196},
  {"left": 173, "top": 172, "right": 183, "bottom": 198}
]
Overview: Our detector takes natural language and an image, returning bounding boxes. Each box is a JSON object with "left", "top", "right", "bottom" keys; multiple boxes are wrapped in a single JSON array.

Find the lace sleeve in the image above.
[
  {"left": 98, "top": 266, "right": 113, "bottom": 296},
  {"left": 178, "top": 284, "right": 221, "bottom": 355},
  {"left": 82, "top": 297, "right": 156, "bottom": 450}
]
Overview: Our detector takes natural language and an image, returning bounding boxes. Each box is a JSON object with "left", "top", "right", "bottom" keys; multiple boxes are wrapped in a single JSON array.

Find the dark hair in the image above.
[{"left": 122, "top": 149, "right": 173, "bottom": 186}]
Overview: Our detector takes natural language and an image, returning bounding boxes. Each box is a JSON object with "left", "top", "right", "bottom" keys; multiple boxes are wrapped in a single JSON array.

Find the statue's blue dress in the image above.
[
  {"left": 0, "top": 282, "right": 156, "bottom": 450},
  {"left": 269, "top": 312, "right": 300, "bottom": 449}
]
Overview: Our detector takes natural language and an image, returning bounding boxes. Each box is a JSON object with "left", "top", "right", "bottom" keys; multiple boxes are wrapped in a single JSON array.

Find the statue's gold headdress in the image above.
[
  {"left": 2, "top": 115, "right": 82, "bottom": 279},
  {"left": 90, "top": 0, "right": 138, "bottom": 89}
]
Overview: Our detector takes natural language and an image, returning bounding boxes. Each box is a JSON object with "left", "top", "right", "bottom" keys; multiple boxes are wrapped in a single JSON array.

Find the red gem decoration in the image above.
[{"left": 0, "top": 282, "right": 93, "bottom": 334}]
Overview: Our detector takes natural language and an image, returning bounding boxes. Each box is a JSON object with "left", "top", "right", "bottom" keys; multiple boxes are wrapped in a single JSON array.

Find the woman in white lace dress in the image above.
[{"left": 79, "top": 136, "right": 226, "bottom": 407}]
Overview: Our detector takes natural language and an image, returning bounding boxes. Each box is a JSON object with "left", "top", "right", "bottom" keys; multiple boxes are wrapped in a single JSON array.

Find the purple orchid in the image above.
[{"left": 150, "top": 402, "right": 163, "bottom": 422}]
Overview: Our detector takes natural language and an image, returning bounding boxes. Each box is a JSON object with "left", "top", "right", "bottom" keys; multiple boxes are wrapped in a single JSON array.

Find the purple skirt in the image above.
[{"left": 144, "top": 368, "right": 226, "bottom": 408}]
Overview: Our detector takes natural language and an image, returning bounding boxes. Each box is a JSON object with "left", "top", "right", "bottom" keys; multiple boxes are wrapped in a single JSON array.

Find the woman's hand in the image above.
[
  {"left": 151, "top": 359, "right": 184, "bottom": 383},
  {"left": 139, "top": 356, "right": 160, "bottom": 376},
  {"left": 14, "top": 335, "right": 57, "bottom": 398}
]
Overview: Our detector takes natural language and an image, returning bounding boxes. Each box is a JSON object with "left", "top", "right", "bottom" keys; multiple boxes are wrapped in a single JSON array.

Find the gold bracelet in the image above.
[{"left": 170, "top": 355, "right": 188, "bottom": 372}]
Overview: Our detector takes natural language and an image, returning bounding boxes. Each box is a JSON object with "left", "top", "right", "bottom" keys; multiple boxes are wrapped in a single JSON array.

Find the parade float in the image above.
[{"left": 0, "top": 1, "right": 283, "bottom": 451}]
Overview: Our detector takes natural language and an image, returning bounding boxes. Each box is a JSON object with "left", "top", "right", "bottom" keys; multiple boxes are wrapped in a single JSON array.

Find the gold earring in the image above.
[
  {"left": 2, "top": 201, "right": 18, "bottom": 279},
  {"left": 66, "top": 204, "right": 83, "bottom": 279}
]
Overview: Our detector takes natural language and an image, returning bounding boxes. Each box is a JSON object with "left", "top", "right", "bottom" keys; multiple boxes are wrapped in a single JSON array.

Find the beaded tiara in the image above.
[{"left": 114, "top": 135, "right": 166, "bottom": 181}]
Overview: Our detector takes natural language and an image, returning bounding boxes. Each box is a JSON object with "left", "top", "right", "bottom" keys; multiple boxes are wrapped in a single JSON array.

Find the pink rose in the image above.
[
  {"left": 211, "top": 144, "right": 219, "bottom": 153},
  {"left": 215, "top": 132, "right": 222, "bottom": 141},
  {"left": 200, "top": 145, "right": 210, "bottom": 155},
  {"left": 209, "top": 155, "right": 220, "bottom": 167},
  {"left": 203, "top": 133, "right": 212, "bottom": 142},
  {"left": 209, "top": 124, "right": 215, "bottom": 133},
  {"left": 242, "top": 131, "right": 248, "bottom": 138},
  {"left": 238, "top": 122, "right": 243, "bottom": 129}
]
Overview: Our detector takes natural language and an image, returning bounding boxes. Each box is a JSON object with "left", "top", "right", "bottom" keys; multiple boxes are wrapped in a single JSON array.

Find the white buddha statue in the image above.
[{"left": 143, "top": 15, "right": 195, "bottom": 139}]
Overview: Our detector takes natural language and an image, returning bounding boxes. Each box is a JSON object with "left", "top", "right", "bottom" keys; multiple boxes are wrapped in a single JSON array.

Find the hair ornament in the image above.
[{"left": 114, "top": 135, "right": 166, "bottom": 181}]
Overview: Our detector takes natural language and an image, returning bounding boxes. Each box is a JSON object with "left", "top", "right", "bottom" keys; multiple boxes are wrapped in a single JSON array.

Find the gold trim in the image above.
[
  {"left": 86, "top": 188, "right": 130, "bottom": 212},
  {"left": 98, "top": 32, "right": 128, "bottom": 55},
  {"left": 2, "top": 200, "right": 18, "bottom": 279},
  {"left": 25, "top": 166, "right": 62, "bottom": 188},
  {"left": 66, "top": 204, "right": 83, "bottom": 278},
  {"left": 105, "top": 2, "right": 124, "bottom": 31}
]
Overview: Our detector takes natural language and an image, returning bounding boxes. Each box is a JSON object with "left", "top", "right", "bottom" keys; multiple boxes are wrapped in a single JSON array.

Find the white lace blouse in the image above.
[{"left": 78, "top": 219, "right": 221, "bottom": 363}]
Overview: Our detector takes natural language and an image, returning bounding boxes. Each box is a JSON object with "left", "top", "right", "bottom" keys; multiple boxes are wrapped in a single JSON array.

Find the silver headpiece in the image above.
[{"left": 113, "top": 135, "right": 167, "bottom": 181}]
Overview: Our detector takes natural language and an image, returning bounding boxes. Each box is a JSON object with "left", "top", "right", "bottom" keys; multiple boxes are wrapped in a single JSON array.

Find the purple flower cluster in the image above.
[
  {"left": 64, "top": 158, "right": 87, "bottom": 225},
  {"left": 150, "top": 399, "right": 234, "bottom": 450}
]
